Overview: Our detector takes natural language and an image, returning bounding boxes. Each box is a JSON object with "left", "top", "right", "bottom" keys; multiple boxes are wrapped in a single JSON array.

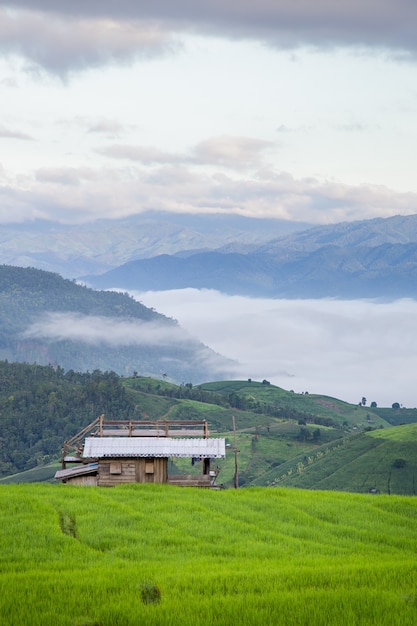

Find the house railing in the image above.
[{"left": 61, "top": 415, "right": 209, "bottom": 468}]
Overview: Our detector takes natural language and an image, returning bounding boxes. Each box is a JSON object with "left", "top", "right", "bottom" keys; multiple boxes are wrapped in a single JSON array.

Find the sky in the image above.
[
  {"left": 1, "top": 1, "right": 417, "bottom": 225},
  {"left": 2, "top": 2, "right": 417, "bottom": 407},
  {"left": 134, "top": 289, "right": 417, "bottom": 409}
]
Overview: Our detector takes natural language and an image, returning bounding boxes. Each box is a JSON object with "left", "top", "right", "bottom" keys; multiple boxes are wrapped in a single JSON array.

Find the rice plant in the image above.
[{"left": 0, "top": 484, "right": 417, "bottom": 625}]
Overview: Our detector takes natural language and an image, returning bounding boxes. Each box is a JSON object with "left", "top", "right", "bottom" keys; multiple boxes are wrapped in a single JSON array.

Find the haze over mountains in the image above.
[
  {"left": 0, "top": 212, "right": 309, "bottom": 278},
  {"left": 81, "top": 213, "right": 417, "bottom": 299},
  {"left": 2, "top": 212, "right": 417, "bottom": 300}
]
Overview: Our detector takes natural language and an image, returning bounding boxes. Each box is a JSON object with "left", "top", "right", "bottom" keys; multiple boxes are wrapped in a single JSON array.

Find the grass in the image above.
[
  {"left": 0, "top": 462, "right": 60, "bottom": 483},
  {"left": 369, "top": 422, "right": 417, "bottom": 441},
  {"left": 1, "top": 484, "right": 417, "bottom": 625},
  {"left": 271, "top": 425, "right": 417, "bottom": 494}
]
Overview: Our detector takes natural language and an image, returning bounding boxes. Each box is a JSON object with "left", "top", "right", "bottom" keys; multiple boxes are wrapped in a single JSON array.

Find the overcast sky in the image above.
[
  {"left": 3, "top": 3, "right": 417, "bottom": 405},
  {"left": 1, "top": 1, "right": 417, "bottom": 225},
  {"left": 134, "top": 289, "right": 417, "bottom": 409}
]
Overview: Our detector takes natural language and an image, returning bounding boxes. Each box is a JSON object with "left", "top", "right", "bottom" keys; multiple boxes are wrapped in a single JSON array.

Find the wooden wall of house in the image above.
[
  {"left": 66, "top": 475, "right": 98, "bottom": 486},
  {"left": 97, "top": 457, "right": 168, "bottom": 486}
]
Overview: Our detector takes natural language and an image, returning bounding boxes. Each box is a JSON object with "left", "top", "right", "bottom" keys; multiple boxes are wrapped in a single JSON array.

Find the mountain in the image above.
[
  {"left": 82, "top": 243, "right": 417, "bottom": 298},
  {"left": 5, "top": 211, "right": 417, "bottom": 299},
  {"left": 83, "top": 251, "right": 278, "bottom": 295},
  {"left": 0, "top": 265, "right": 233, "bottom": 382},
  {"left": 0, "top": 212, "right": 309, "bottom": 277},
  {"left": 3, "top": 211, "right": 417, "bottom": 299},
  {"left": 256, "top": 213, "right": 417, "bottom": 253},
  {"left": 83, "top": 215, "right": 417, "bottom": 298}
]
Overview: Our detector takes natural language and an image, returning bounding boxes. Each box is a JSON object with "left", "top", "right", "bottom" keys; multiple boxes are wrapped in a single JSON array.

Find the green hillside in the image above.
[
  {"left": 269, "top": 423, "right": 417, "bottom": 494},
  {"left": 199, "top": 379, "right": 391, "bottom": 429},
  {"left": 122, "top": 378, "right": 416, "bottom": 491},
  {"left": 1, "top": 484, "right": 416, "bottom": 626},
  {"left": 0, "top": 463, "right": 60, "bottom": 484},
  {"left": 2, "top": 363, "right": 417, "bottom": 493}
]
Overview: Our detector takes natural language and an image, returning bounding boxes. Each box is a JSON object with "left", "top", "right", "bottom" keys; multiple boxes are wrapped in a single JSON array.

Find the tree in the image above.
[
  {"left": 361, "top": 397, "right": 367, "bottom": 406},
  {"left": 298, "top": 427, "right": 309, "bottom": 441},
  {"left": 370, "top": 401, "right": 377, "bottom": 408},
  {"left": 313, "top": 428, "right": 321, "bottom": 442},
  {"left": 392, "top": 402, "right": 400, "bottom": 409}
]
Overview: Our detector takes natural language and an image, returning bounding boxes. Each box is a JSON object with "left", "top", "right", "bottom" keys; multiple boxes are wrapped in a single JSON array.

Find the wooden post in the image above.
[
  {"left": 232, "top": 415, "right": 238, "bottom": 489},
  {"left": 203, "top": 458, "right": 210, "bottom": 475}
]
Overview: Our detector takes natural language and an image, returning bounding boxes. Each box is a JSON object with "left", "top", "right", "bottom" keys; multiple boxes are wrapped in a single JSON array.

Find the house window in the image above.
[
  {"left": 110, "top": 462, "right": 122, "bottom": 474},
  {"left": 145, "top": 461, "right": 154, "bottom": 474}
]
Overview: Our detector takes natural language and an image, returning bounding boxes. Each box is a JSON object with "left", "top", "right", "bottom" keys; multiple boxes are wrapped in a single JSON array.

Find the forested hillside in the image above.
[
  {"left": 0, "top": 265, "right": 231, "bottom": 381},
  {"left": 0, "top": 361, "right": 135, "bottom": 477}
]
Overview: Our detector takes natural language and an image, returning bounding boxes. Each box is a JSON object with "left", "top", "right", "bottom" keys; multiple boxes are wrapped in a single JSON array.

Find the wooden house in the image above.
[{"left": 55, "top": 415, "right": 225, "bottom": 488}]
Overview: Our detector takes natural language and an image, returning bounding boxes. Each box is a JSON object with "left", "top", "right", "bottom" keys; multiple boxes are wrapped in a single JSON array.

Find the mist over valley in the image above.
[{"left": 133, "top": 288, "right": 417, "bottom": 409}]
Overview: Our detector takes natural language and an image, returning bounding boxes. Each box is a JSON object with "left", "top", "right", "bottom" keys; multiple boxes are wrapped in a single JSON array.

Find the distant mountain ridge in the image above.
[
  {"left": 256, "top": 213, "right": 417, "bottom": 253},
  {"left": 84, "top": 239, "right": 417, "bottom": 299},
  {"left": 4, "top": 212, "right": 417, "bottom": 298},
  {"left": 0, "top": 212, "right": 309, "bottom": 277}
]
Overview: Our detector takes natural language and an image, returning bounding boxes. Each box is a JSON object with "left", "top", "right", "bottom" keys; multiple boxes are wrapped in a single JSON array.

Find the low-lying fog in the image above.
[{"left": 133, "top": 289, "right": 417, "bottom": 409}]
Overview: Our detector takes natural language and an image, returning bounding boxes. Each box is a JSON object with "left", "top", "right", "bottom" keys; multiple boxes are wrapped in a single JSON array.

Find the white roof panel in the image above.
[{"left": 83, "top": 437, "right": 225, "bottom": 459}]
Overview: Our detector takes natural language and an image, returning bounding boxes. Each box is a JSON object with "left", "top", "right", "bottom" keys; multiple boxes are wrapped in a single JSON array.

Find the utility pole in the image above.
[{"left": 232, "top": 415, "right": 239, "bottom": 489}]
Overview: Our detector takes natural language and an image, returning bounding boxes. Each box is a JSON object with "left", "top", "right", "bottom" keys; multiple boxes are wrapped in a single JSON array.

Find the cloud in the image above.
[
  {"left": 0, "top": 76, "right": 18, "bottom": 87},
  {"left": 97, "top": 145, "right": 185, "bottom": 166},
  {"left": 98, "top": 136, "right": 274, "bottom": 170},
  {"left": 1, "top": 2, "right": 417, "bottom": 75},
  {"left": 133, "top": 288, "right": 417, "bottom": 408},
  {"left": 87, "top": 119, "right": 126, "bottom": 136},
  {"left": 21, "top": 309, "right": 236, "bottom": 378},
  {"left": 0, "top": 125, "right": 33, "bottom": 140},
  {"left": 2, "top": 162, "right": 417, "bottom": 225},
  {"left": 35, "top": 167, "right": 98, "bottom": 185},
  {"left": 334, "top": 122, "right": 368, "bottom": 132},
  {"left": 0, "top": 8, "right": 175, "bottom": 76},
  {"left": 5, "top": 1, "right": 417, "bottom": 61},
  {"left": 22, "top": 311, "right": 192, "bottom": 346},
  {"left": 193, "top": 136, "right": 273, "bottom": 168}
]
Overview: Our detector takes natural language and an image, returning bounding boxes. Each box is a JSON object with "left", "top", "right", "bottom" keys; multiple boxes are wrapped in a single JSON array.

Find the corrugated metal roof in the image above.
[
  {"left": 83, "top": 437, "right": 225, "bottom": 459},
  {"left": 55, "top": 462, "right": 99, "bottom": 480}
]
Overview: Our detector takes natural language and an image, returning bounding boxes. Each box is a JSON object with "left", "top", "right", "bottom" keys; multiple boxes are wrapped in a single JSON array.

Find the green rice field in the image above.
[{"left": 1, "top": 483, "right": 417, "bottom": 625}]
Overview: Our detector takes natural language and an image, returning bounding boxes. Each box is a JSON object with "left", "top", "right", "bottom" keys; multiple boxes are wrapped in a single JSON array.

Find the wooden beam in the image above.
[{"left": 232, "top": 415, "right": 239, "bottom": 489}]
